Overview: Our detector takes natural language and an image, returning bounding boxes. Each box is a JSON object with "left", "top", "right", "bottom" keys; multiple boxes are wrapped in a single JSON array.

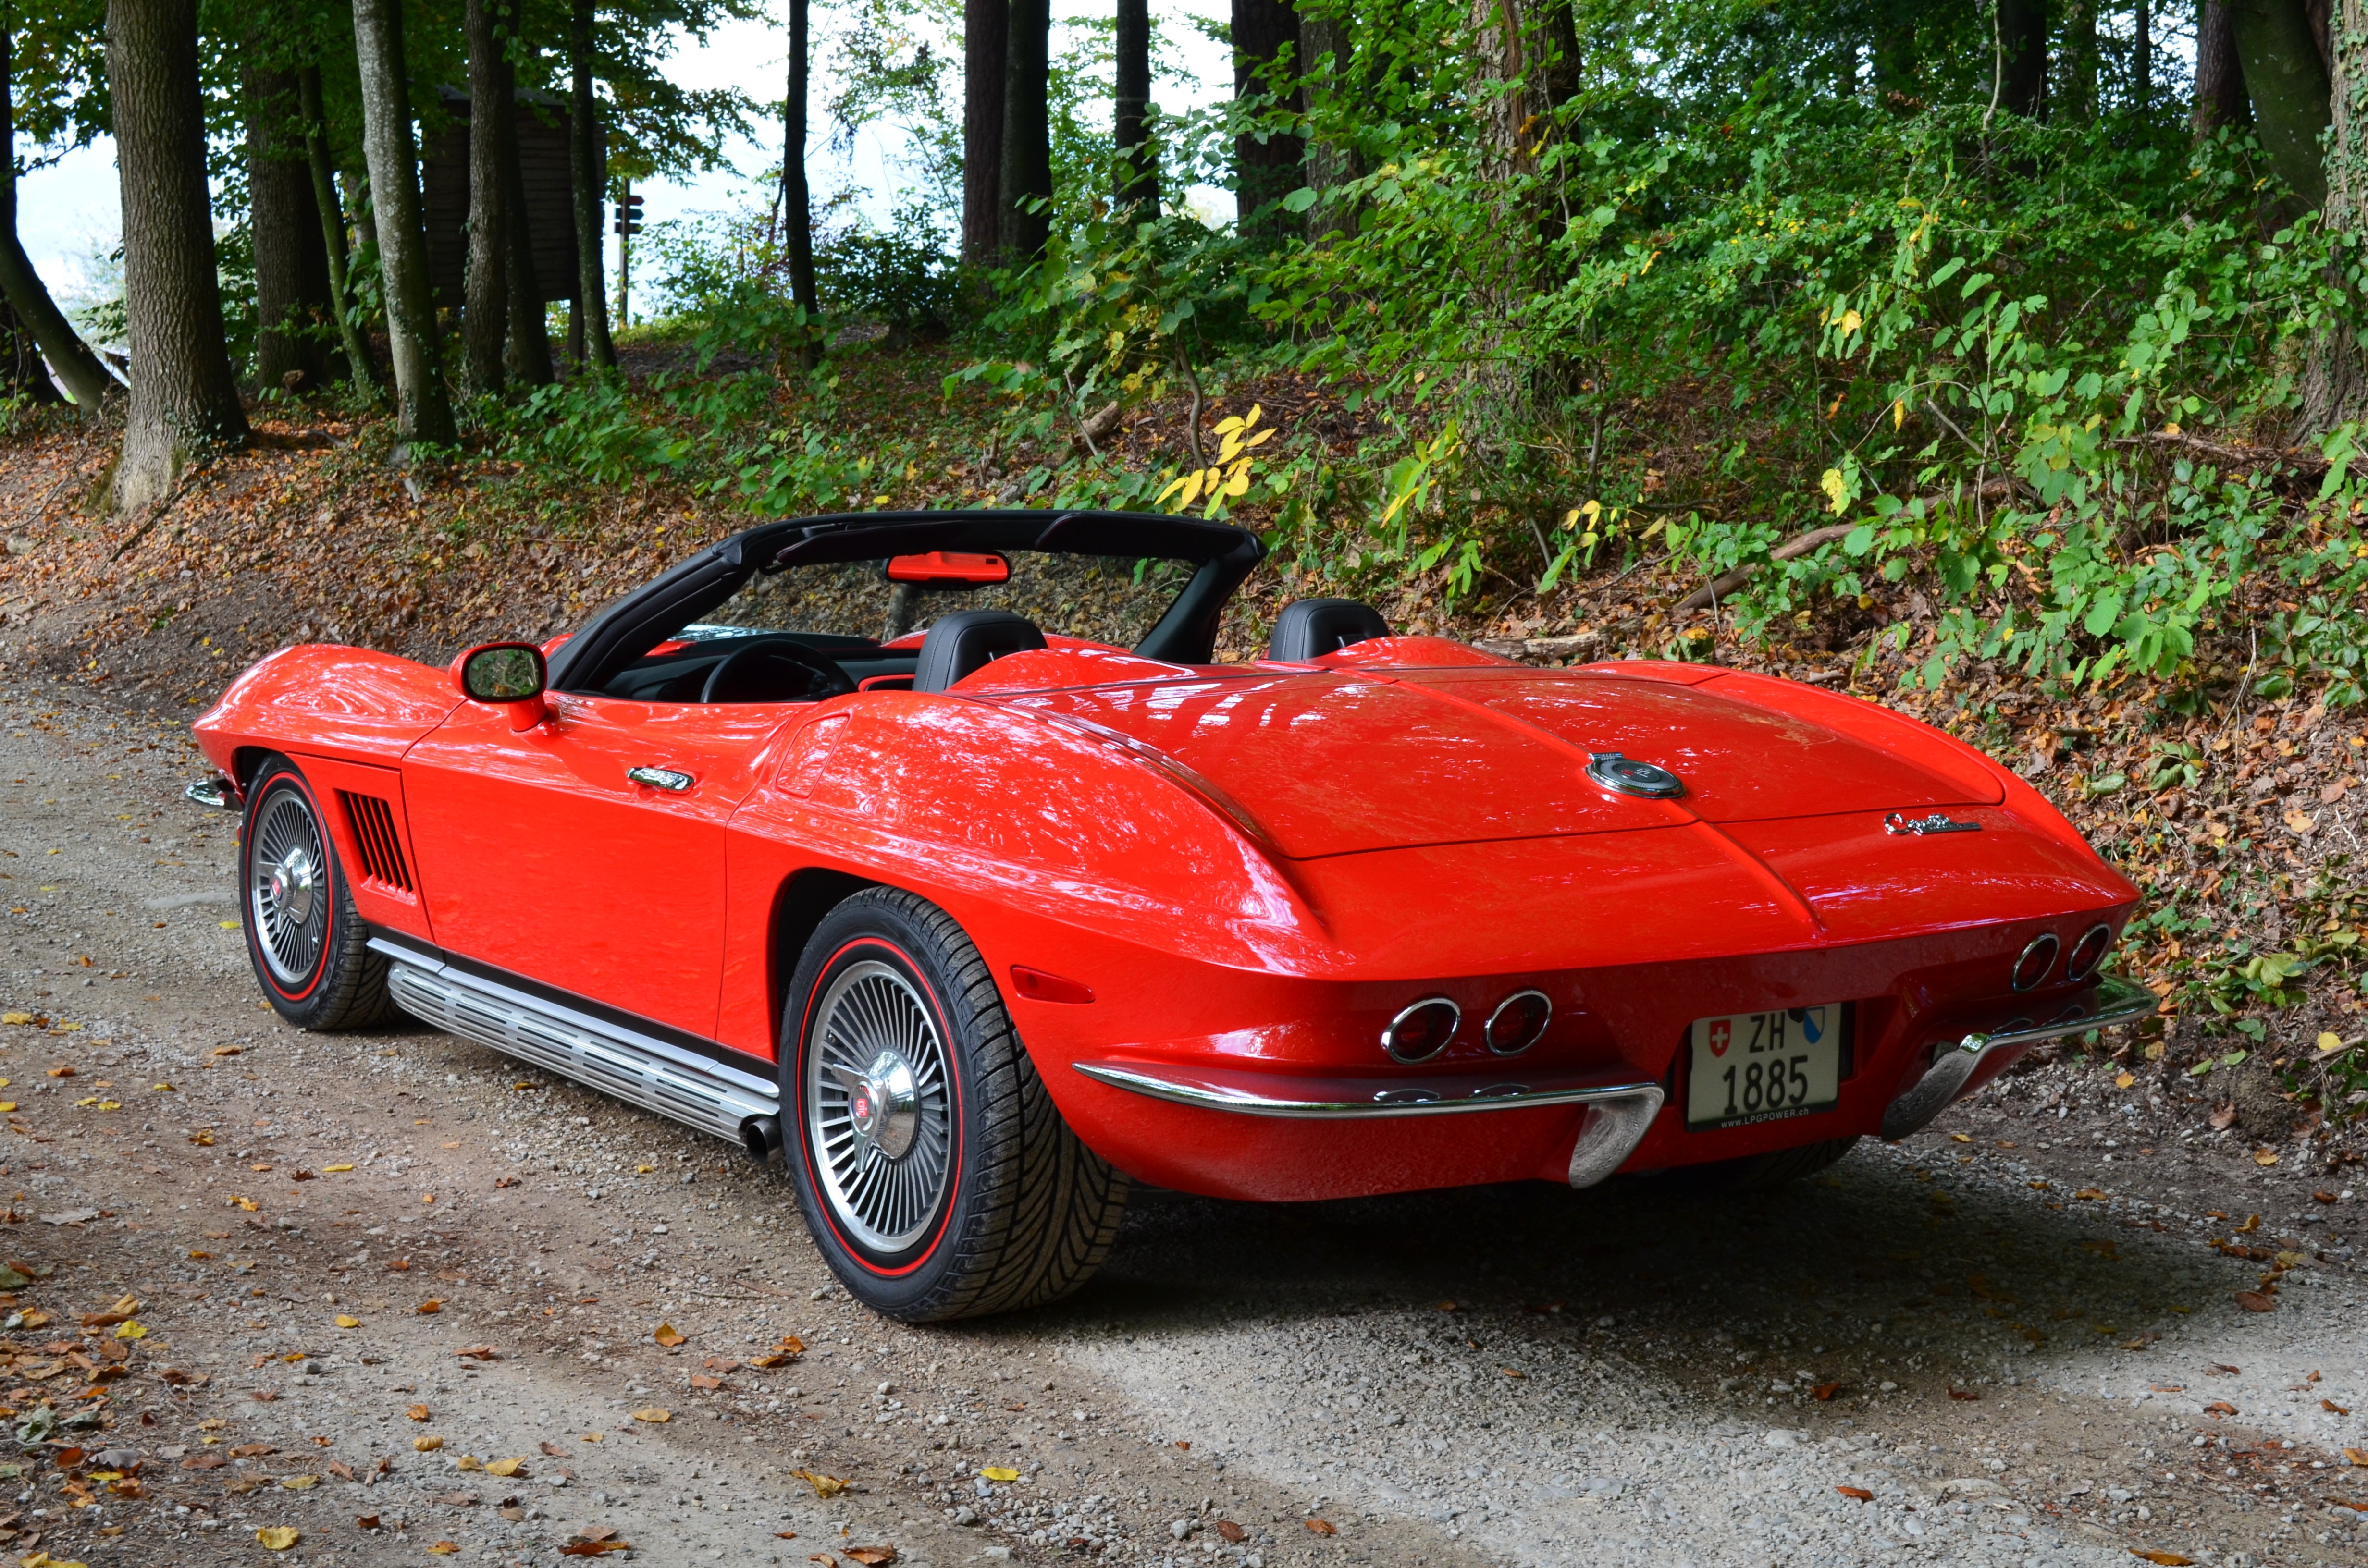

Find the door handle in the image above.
[{"left": 626, "top": 766, "right": 694, "bottom": 792}]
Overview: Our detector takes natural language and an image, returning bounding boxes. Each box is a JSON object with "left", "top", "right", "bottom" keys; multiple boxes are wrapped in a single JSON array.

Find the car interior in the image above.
[{"left": 592, "top": 547, "right": 1394, "bottom": 707}]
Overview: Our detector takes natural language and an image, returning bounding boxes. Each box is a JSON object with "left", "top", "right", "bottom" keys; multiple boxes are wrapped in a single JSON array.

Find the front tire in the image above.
[
  {"left": 783, "top": 888, "right": 1128, "bottom": 1321},
  {"left": 239, "top": 755, "right": 395, "bottom": 1030}
]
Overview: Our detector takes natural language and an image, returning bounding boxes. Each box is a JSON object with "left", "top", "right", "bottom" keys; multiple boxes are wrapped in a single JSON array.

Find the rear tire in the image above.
[
  {"left": 782, "top": 888, "right": 1128, "bottom": 1321},
  {"left": 239, "top": 755, "right": 396, "bottom": 1031},
  {"left": 1675, "top": 1136, "right": 1861, "bottom": 1195}
]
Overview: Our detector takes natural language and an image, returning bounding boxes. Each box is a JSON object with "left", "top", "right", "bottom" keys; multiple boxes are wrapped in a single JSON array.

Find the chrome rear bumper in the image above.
[{"left": 1879, "top": 974, "right": 2157, "bottom": 1141}]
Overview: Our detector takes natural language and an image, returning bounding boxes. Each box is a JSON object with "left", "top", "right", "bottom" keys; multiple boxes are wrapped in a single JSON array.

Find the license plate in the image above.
[{"left": 1686, "top": 1006, "right": 1842, "bottom": 1128}]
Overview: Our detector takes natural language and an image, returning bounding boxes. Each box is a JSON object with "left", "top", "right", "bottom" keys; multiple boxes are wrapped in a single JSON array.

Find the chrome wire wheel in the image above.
[
  {"left": 804, "top": 958, "right": 955, "bottom": 1253},
  {"left": 249, "top": 787, "right": 328, "bottom": 986}
]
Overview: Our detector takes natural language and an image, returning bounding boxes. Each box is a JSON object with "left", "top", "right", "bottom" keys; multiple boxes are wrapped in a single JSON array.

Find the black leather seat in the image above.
[
  {"left": 1268, "top": 598, "right": 1389, "bottom": 662},
  {"left": 913, "top": 610, "right": 1047, "bottom": 693}
]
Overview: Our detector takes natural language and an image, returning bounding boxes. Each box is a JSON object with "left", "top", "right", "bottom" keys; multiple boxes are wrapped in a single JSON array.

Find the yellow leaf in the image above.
[
  {"left": 1948, "top": 1133, "right": 1970, "bottom": 1143},
  {"left": 2255, "top": 1149, "right": 2280, "bottom": 1167},
  {"left": 413, "top": 1436, "right": 444, "bottom": 1452},
  {"left": 1221, "top": 463, "right": 1251, "bottom": 500},
  {"left": 631, "top": 1408, "right": 671, "bottom": 1423},
  {"left": 335, "top": 1315, "right": 360, "bottom": 1329},
  {"left": 485, "top": 1457, "right": 526, "bottom": 1478},
  {"left": 407, "top": 1404, "right": 431, "bottom": 1421},
  {"left": 636, "top": 1164, "right": 655, "bottom": 1174},
  {"left": 2115, "top": 1072, "right": 2135, "bottom": 1089},
  {"left": 112, "top": 1320, "right": 146, "bottom": 1341},
  {"left": 792, "top": 1468, "right": 848, "bottom": 1499},
  {"left": 456, "top": 1455, "right": 484, "bottom": 1471},
  {"left": 2346, "top": 1447, "right": 2368, "bottom": 1465},
  {"left": 279, "top": 1475, "right": 317, "bottom": 1490},
  {"left": 2319, "top": 1032, "right": 2346, "bottom": 1055},
  {"left": 1819, "top": 468, "right": 1849, "bottom": 515},
  {"left": 653, "top": 1323, "right": 686, "bottom": 1348},
  {"left": 232, "top": 1197, "right": 258, "bottom": 1212},
  {"left": 108, "top": 1294, "right": 138, "bottom": 1314},
  {"left": 1838, "top": 308, "right": 1862, "bottom": 334},
  {"left": 980, "top": 1467, "right": 1020, "bottom": 1483},
  {"left": 1891, "top": 398, "right": 1904, "bottom": 429},
  {"left": 429, "top": 1544, "right": 459, "bottom": 1556},
  {"left": 0, "top": 1105, "right": 16, "bottom": 1114},
  {"left": 323, "top": 1164, "right": 354, "bottom": 1173},
  {"left": 151, "top": 1082, "right": 173, "bottom": 1092},
  {"left": 256, "top": 1527, "right": 300, "bottom": 1550},
  {"left": 1211, "top": 415, "right": 1244, "bottom": 437},
  {"left": 1, "top": 1013, "right": 29, "bottom": 1026}
]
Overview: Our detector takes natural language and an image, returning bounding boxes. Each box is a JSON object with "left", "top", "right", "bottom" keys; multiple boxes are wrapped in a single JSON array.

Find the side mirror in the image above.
[{"left": 454, "top": 642, "right": 550, "bottom": 730}]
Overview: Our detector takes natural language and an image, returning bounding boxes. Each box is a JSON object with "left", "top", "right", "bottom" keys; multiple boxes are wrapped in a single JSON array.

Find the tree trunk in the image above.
[
  {"left": 784, "top": 0, "right": 819, "bottom": 360},
  {"left": 1114, "top": 0, "right": 1158, "bottom": 215},
  {"left": 1995, "top": 0, "right": 2047, "bottom": 118},
  {"left": 2232, "top": 0, "right": 2332, "bottom": 208},
  {"left": 501, "top": 65, "right": 554, "bottom": 387},
  {"left": 2134, "top": 0, "right": 2153, "bottom": 100},
  {"left": 2297, "top": 0, "right": 2368, "bottom": 434},
  {"left": 961, "top": 0, "right": 1008, "bottom": 265},
  {"left": 0, "top": 294, "right": 62, "bottom": 403},
  {"left": 463, "top": 0, "right": 510, "bottom": 394},
  {"left": 569, "top": 0, "right": 616, "bottom": 370},
  {"left": 1231, "top": 0, "right": 1300, "bottom": 236},
  {"left": 0, "top": 22, "right": 116, "bottom": 411},
  {"left": 107, "top": 0, "right": 250, "bottom": 511},
  {"left": 298, "top": 64, "right": 379, "bottom": 393},
  {"left": 352, "top": 0, "right": 456, "bottom": 448},
  {"left": 245, "top": 65, "right": 333, "bottom": 394},
  {"left": 999, "top": 0, "right": 1051, "bottom": 263},
  {"left": 1300, "top": 3, "right": 1354, "bottom": 240},
  {"left": 2060, "top": 0, "right": 2099, "bottom": 118},
  {"left": 2196, "top": 1, "right": 2253, "bottom": 129}
]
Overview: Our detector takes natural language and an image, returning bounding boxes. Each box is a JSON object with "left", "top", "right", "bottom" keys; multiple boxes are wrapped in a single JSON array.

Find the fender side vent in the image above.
[{"left": 340, "top": 792, "right": 413, "bottom": 892}]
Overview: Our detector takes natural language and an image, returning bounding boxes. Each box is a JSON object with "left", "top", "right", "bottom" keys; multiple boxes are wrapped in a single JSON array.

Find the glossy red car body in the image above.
[{"left": 193, "top": 510, "right": 2143, "bottom": 1205}]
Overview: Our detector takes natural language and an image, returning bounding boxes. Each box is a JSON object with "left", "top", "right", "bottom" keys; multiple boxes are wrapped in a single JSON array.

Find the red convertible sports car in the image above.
[{"left": 189, "top": 509, "right": 2150, "bottom": 1320}]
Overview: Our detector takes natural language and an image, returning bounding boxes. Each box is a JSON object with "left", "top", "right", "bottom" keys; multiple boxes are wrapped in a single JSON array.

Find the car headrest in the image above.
[
  {"left": 913, "top": 609, "right": 1048, "bottom": 693},
  {"left": 1267, "top": 598, "right": 1390, "bottom": 662}
]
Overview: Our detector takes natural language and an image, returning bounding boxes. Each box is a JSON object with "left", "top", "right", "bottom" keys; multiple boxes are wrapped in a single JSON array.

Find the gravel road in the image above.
[{"left": 0, "top": 674, "right": 2355, "bottom": 1568}]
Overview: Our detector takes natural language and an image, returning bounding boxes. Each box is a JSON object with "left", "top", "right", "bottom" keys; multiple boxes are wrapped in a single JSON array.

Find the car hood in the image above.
[{"left": 1003, "top": 665, "right": 2005, "bottom": 860}]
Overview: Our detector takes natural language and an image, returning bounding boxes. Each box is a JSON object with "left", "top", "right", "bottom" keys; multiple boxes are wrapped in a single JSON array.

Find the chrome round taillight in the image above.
[
  {"left": 1382, "top": 997, "right": 1461, "bottom": 1063},
  {"left": 2063, "top": 922, "right": 2113, "bottom": 983},
  {"left": 1484, "top": 990, "right": 1553, "bottom": 1055},
  {"left": 2010, "top": 932, "right": 2060, "bottom": 992}
]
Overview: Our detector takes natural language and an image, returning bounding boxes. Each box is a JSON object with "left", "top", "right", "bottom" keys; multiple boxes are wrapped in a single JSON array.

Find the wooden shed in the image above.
[{"left": 420, "top": 86, "right": 592, "bottom": 307}]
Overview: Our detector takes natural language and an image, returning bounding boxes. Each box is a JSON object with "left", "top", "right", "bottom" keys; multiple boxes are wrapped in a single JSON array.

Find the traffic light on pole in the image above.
[{"left": 614, "top": 191, "right": 644, "bottom": 236}]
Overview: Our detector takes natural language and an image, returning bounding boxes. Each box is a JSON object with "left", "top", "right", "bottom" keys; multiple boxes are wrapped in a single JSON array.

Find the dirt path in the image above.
[{"left": 0, "top": 674, "right": 2357, "bottom": 1568}]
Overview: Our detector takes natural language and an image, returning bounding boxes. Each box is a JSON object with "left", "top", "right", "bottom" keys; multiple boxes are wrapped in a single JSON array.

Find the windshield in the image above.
[{"left": 698, "top": 552, "right": 1199, "bottom": 648}]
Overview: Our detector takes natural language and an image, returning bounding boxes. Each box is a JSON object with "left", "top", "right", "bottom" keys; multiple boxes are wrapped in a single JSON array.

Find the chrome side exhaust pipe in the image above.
[
  {"left": 1880, "top": 976, "right": 2157, "bottom": 1141},
  {"left": 1566, "top": 1086, "right": 1665, "bottom": 1188}
]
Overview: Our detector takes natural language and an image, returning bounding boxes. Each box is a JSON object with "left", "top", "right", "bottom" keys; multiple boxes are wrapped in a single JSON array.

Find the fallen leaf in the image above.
[
  {"left": 455, "top": 1345, "right": 498, "bottom": 1360},
  {"left": 325, "top": 1460, "right": 354, "bottom": 1480},
  {"left": 541, "top": 1443, "right": 565, "bottom": 1457},
  {"left": 1303, "top": 1519, "right": 1336, "bottom": 1536},
  {"left": 689, "top": 1374, "right": 724, "bottom": 1391},
  {"left": 417, "top": 1299, "right": 442, "bottom": 1315},
  {"left": 1811, "top": 1382, "right": 1841, "bottom": 1401},
  {"left": 355, "top": 1514, "right": 381, "bottom": 1530},
  {"left": 979, "top": 1467, "right": 1019, "bottom": 1483},
  {"left": 2347, "top": 1447, "right": 2368, "bottom": 1466},
  {"left": 2130, "top": 1553, "right": 2195, "bottom": 1566},
  {"left": 1947, "top": 1388, "right": 1979, "bottom": 1401},
  {"left": 2209, "top": 1106, "right": 2237, "bottom": 1130},
  {"left": 428, "top": 1544, "right": 459, "bottom": 1556},
  {"left": 2208, "top": 1363, "right": 2241, "bottom": 1375},
  {"left": 256, "top": 1526, "right": 300, "bottom": 1550},
  {"left": 230, "top": 1444, "right": 276, "bottom": 1458},
  {"left": 1836, "top": 1485, "right": 1873, "bottom": 1501},
  {"left": 2074, "top": 1188, "right": 2108, "bottom": 1200},
  {"left": 2205, "top": 1401, "right": 2238, "bottom": 1416},
  {"left": 2236, "top": 1214, "right": 2262, "bottom": 1234},
  {"left": 2114, "top": 1072, "right": 2135, "bottom": 1089},
  {"left": 407, "top": 1405, "right": 430, "bottom": 1421},
  {"left": 2235, "top": 1291, "right": 2278, "bottom": 1313},
  {"left": 280, "top": 1475, "right": 317, "bottom": 1490},
  {"left": 846, "top": 1548, "right": 898, "bottom": 1566},
  {"left": 323, "top": 1164, "right": 353, "bottom": 1173},
  {"left": 2328, "top": 1400, "right": 2351, "bottom": 1415},
  {"left": 484, "top": 1458, "right": 526, "bottom": 1478},
  {"left": 456, "top": 1455, "right": 484, "bottom": 1472},
  {"left": 1215, "top": 1520, "right": 1247, "bottom": 1544},
  {"left": 2255, "top": 1149, "right": 2280, "bottom": 1167},
  {"left": 414, "top": 1436, "right": 444, "bottom": 1452},
  {"left": 182, "top": 1454, "right": 227, "bottom": 1470},
  {"left": 792, "top": 1468, "right": 847, "bottom": 1499},
  {"left": 631, "top": 1408, "right": 670, "bottom": 1424},
  {"left": 1948, "top": 1132, "right": 1970, "bottom": 1143},
  {"left": 559, "top": 1545, "right": 630, "bottom": 1559},
  {"left": 653, "top": 1323, "right": 686, "bottom": 1348}
]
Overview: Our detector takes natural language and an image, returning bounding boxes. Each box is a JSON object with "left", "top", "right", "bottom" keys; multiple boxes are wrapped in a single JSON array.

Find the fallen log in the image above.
[{"left": 1673, "top": 479, "right": 2019, "bottom": 613}]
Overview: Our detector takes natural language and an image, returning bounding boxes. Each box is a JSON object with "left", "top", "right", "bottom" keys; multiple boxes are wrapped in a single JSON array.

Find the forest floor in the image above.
[{"left": 0, "top": 344, "right": 2362, "bottom": 1563}]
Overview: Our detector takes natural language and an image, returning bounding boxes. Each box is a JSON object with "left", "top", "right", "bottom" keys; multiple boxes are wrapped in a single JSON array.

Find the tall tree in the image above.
[
  {"left": 1231, "top": 0, "right": 1300, "bottom": 234},
  {"left": 2134, "top": 0, "right": 2153, "bottom": 100},
  {"left": 782, "top": 0, "right": 818, "bottom": 356},
  {"left": 2061, "top": 0, "right": 2099, "bottom": 118},
  {"left": 2301, "top": 0, "right": 2368, "bottom": 433},
  {"left": 569, "top": 0, "right": 617, "bottom": 369},
  {"left": 501, "top": 83, "right": 554, "bottom": 386},
  {"left": 107, "top": 0, "right": 249, "bottom": 510},
  {"left": 0, "top": 19, "right": 115, "bottom": 410},
  {"left": 999, "top": 0, "right": 1051, "bottom": 262},
  {"left": 2233, "top": 0, "right": 2332, "bottom": 206},
  {"left": 245, "top": 66, "right": 334, "bottom": 393},
  {"left": 297, "top": 63, "right": 378, "bottom": 392},
  {"left": 2196, "top": 0, "right": 2252, "bottom": 128},
  {"left": 1113, "top": 0, "right": 1157, "bottom": 214},
  {"left": 1995, "top": 0, "right": 2047, "bottom": 118},
  {"left": 1300, "top": 0, "right": 1354, "bottom": 238},
  {"left": 463, "top": 0, "right": 512, "bottom": 394},
  {"left": 962, "top": 0, "right": 1008, "bottom": 264},
  {"left": 352, "top": 0, "right": 457, "bottom": 447}
]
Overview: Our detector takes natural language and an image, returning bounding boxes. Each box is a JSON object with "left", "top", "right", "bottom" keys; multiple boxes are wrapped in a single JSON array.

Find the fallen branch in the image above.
[
  {"left": 1070, "top": 400, "right": 1122, "bottom": 458},
  {"left": 2107, "top": 429, "right": 2329, "bottom": 476},
  {"left": 1673, "top": 479, "right": 2019, "bottom": 612}
]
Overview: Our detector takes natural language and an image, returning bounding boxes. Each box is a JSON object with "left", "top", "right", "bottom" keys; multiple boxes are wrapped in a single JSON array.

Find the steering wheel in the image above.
[{"left": 697, "top": 637, "right": 859, "bottom": 705}]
